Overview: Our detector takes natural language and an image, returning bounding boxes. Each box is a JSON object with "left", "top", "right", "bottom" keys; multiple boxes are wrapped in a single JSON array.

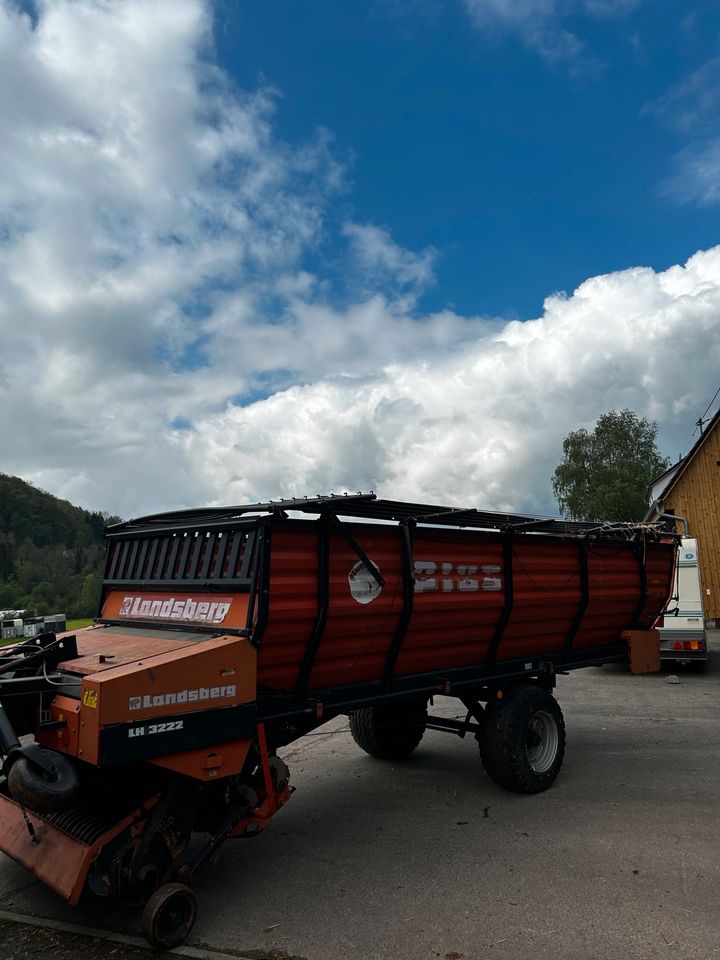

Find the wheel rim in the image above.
[
  {"left": 155, "top": 892, "right": 195, "bottom": 946},
  {"left": 525, "top": 710, "right": 558, "bottom": 774}
]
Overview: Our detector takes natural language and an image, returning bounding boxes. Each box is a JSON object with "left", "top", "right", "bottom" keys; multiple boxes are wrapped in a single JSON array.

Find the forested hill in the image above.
[{"left": 0, "top": 474, "right": 119, "bottom": 618}]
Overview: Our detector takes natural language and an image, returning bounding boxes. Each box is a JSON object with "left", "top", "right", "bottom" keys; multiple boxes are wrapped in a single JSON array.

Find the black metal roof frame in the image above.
[{"left": 107, "top": 492, "right": 676, "bottom": 541}]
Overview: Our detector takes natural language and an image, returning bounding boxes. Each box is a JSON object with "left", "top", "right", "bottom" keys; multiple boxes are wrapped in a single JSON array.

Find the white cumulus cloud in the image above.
[
  {"left": 180, "top": 248, "right": 720, "bottom": 514},
  {"left": 0, "top": 0, "right": 718, "bottom": 522},
  {"left": 342, "top": 222, "right": 437, "bottom": 301}
]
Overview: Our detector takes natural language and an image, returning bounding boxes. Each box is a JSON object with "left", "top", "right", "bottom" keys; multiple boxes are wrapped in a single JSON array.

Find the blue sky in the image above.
[
  {"left": 1, "top": 0, "right": 719, "bottom": 517},
  {"left": 218, "top": 1, "right": 720, "bottom": 318}
]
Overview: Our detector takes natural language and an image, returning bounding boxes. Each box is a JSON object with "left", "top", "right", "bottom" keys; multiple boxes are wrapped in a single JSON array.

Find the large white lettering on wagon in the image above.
[{"left": 413, "top": 561, "right": 502, "bottom": 594}]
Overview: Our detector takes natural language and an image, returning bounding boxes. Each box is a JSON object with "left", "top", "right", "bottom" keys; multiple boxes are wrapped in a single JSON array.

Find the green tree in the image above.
[
  {"left": 0, "top": 474, "right": 119, "bottom": 617},
  {"left": 77, "top": 571, "right": 102, "bottom": 618},
  {"left": 552, "top": 410, "right": 671, "bottom": 521}
]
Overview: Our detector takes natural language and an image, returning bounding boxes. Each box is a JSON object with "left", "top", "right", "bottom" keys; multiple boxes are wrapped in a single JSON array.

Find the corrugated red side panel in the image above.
[
  {"left": 637, "top": 541, "right": 677, "bottom": 627},
  {"left": 498, "top": 539, "right": 580, "bottom": 658},
  {"left": 256, "top": 523, "right": 677, "bottom": 693},
  {"left": 574, "top": 544, "right": 640, "bottom": 649},
  {"left": 308, "top": 530, "right": 403, "bottom": 688},
  {"left": 395, "top": 531, "right": 503, "bottom": 675},
  {"left": 256, "top": 527, "right": 318, "bottom": 691}
]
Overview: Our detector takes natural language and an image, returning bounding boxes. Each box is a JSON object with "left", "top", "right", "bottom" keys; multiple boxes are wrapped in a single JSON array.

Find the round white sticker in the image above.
[{"left": 348, "top": 560, "right": 383, "bottom": 604}]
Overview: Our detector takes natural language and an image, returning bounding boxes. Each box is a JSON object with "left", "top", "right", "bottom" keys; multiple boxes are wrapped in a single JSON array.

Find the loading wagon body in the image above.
[{"left": 0, "top": 494, "right": 677, "bottom": 947}]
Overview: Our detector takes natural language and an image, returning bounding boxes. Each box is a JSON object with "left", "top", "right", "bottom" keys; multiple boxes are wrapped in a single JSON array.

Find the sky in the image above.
[{"left": 1, "top": 0, "right": 719, "bottom": 519}]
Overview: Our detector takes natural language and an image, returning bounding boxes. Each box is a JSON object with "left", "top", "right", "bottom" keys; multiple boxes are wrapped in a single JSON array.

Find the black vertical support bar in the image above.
[
  {"left": 485, "top": 532, "right": 515, "bottom": 667},
  {"left": 107, "top": 541, "right": 122, "bottom": 580},
  {"left": 239, "top": 531, "right": 257, "bottom": 579},
  {"left": 565, "top": 538, "right": 589, "bottom": 654},
  {"left": 225, "top": 530, "right": 243, "bottom": 579},
  {"left": 136, "top": 540, "right": 149, "bottom": 579},
  {"left": 166, "top": 535, "right": 181, "bottom": 579},
  {"left": 156, "top": 537, "right": 170, "bottom": 579},
  {"left": 177, "top": 533, "right": 193, "bottom": 580},
  {"left": 125, "top": 541, "right": 139, "bottom": 580},
  {"left": 188, "top": 533, "right": 204, "bottom": 580},
  {"left": 213, "top": 532, "right": 230, "bottom": 579},
  {"left": 629, "top": 542, "right": 648, "bottom": 628},
  {"left": 249, "top": 524, "right": 270, "bottom": 647},
  {"left": 199, "top": 532, "right": 216, "bottom": 580},
  {"left": 294, "top": 515, "right": 331, "bottom": 701},
  {"left": 383, "top": 521, "right": 415, "bottom": 689},
  {"left": 146, "top": 538, "right": 159, "bottom": 580}
]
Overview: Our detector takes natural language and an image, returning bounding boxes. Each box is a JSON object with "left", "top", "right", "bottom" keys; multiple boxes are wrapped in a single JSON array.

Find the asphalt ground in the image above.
[{"left": 0, "top": 641, "right": 718, "bottom": 960}]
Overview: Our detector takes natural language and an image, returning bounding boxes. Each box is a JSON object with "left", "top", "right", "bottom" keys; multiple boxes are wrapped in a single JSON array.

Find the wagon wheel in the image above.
[
  {"left": 141, "top": 882, "right": 197, "bottom": 949},
  {"left": 479, "top": 684, "right": 566, "bottom": 793},
  {"left": 349, "top": 698, "right": 428, "bottom": 760}
]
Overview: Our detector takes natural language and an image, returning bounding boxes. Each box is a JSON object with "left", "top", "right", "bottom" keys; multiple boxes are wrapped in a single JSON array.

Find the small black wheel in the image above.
[
  {"left": 349, "top": 698, "right": 427, "bottom": 760},
  {"left": 8, "top": 749, "right": 79, "bottom": 814},
  {"left": 141, "top": 882, "right": 197, "bottom": 949},
  {"left": 479, "top": 685, "right": 565, "bottom": 794}
]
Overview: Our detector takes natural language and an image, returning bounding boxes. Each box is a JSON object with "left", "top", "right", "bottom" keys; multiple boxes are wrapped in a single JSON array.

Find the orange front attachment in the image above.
[
  {"left": 0, "top": 792, "right": 160, "bottom": 905},
  {"left": 52, "top": 633, "right": 257, "bottom": 766}
]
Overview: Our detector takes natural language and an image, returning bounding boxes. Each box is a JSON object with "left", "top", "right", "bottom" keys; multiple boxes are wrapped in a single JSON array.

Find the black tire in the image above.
[
  {"left": 479, "top": 685, "right": 565, "bottom": 794},
  {"left": 8, "top": 749, "right": 79, "bottom": 814},
  {"left": 142, "top": 882, "right": 197, "bottom": 949},
  {"left": 349, "top": 699, "right": 428, "bottom": 760}
]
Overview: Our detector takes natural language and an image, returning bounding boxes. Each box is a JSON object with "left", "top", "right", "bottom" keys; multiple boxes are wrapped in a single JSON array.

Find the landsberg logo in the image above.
[
  {"left": 128, "top": 685, "right": 236, "bottom": 712},
  {"left": 119, "top": 595, "right": 231, "bottom": 623}
]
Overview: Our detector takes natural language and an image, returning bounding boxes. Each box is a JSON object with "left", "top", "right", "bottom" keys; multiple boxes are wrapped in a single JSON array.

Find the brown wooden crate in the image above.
[{"left": 622, "top": 629, "right": 661, "bottom": 674}]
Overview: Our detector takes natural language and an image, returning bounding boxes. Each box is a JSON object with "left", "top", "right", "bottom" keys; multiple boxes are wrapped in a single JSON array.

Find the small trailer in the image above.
[{"left": 0, "top": 494, "right": 677, "bottom": 946}]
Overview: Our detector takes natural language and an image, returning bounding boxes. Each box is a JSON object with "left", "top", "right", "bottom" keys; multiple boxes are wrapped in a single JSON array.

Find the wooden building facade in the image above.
[{"left": 646, "top": 409, "right": 720, "bottom": 624}]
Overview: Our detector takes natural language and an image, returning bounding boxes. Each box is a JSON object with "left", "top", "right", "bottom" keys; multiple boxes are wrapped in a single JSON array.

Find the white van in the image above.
[{"left": 656, "top": 538, "right": 708, "bottom": 668}]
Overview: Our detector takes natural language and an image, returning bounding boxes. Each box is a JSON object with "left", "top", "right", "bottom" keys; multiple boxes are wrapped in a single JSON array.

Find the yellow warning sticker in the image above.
[{"left": 82, "top": 689, "right": 98, "bottom": 709}]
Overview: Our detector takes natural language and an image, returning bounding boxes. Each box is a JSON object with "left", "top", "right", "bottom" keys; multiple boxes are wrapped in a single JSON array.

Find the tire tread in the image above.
[
  {"left": 349, "top": 701, "right": 427, "bottom": 760},
  {"left": 479, "top": 685, "right": 565, "bottom": 794}
]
